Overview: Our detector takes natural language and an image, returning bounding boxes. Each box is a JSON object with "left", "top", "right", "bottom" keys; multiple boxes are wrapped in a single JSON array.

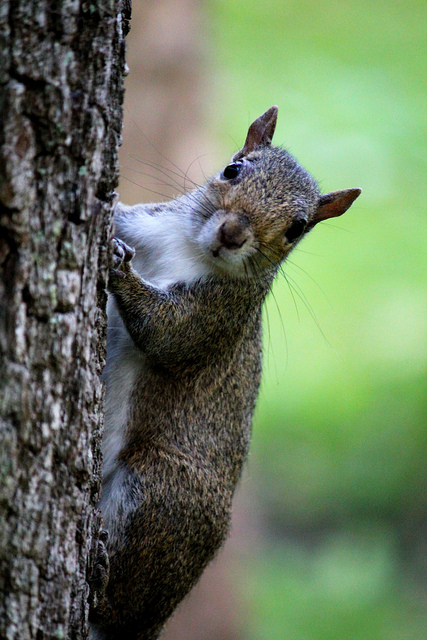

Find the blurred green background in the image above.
[{"left": 121, "top": 1, "right": 427, "bottom": 638}]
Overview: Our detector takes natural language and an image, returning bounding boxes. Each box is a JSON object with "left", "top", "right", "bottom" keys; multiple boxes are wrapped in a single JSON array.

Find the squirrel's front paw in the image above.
[
  {"left": 112, "top": 237, "right": 135, "bottom": 271},
  {"left": 109, "top": 238, "right": 135, "bottom": 289}
]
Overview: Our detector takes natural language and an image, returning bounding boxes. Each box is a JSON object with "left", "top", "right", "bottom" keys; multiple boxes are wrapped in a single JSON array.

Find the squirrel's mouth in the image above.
[
  {"left": 210, "top": 219, "right": 250, "bottom": 258},
  {"left": 194, "top": 209, "right": 257, "bottom": 274},
  {"left": 211, "top": 239, "right": 247, "bottom": 259},
  {"left": 207, "top": 218, "right": 255, "bottom": 270}
]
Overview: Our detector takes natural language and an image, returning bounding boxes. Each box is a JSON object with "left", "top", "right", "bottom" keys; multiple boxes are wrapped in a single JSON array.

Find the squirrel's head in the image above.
[{"left": 192, "top": 106, "right": 361, "bottom": 278}]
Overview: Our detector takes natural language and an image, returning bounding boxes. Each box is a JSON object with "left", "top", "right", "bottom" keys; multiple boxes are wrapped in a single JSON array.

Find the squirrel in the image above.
[{"left": 89, "top": 106, "right": 361, "bottom": 639}]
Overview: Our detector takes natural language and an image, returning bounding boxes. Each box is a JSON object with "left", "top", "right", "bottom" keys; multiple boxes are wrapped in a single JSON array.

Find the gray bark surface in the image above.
[{"left": 0, "top": 1, "right": 131, "bottom": 638}]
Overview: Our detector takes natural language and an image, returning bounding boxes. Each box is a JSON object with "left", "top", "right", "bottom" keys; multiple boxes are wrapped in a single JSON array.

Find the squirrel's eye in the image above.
[
  {"left": 285, "top": 218, "right": 307, "bottom": 243},
  {"left": 221, "top": 162, "right": 242, "bottom": 180}
]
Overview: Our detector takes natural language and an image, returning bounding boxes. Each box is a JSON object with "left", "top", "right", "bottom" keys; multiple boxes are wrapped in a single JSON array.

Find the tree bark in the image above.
[{"left": 0, "top": 1, "right": 131, "bottom": 638}]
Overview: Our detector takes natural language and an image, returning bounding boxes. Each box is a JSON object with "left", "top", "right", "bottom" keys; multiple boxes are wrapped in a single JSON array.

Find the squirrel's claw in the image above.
[{"left": 112, "top": 237, "right": 135, "bottom": 270}]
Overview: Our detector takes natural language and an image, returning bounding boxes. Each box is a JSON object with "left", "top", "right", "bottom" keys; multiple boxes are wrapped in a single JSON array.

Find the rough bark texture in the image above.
[{"left": 0, "top": 1, "right": 131, "bottom": 638}]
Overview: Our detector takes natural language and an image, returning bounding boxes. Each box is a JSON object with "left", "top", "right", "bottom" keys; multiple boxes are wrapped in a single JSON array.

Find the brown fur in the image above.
[{"left": 90, "top": 107, "right": 361, "bottom": 639}]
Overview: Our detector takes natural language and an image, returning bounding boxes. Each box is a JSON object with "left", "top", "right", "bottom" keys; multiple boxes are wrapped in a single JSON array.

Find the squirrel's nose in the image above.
[{"left": 218, "top": 219, "right": 249, "bottom": 250}]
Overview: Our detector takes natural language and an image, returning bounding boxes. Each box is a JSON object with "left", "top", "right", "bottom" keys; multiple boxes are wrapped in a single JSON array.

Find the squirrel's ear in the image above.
[
  {"left": 234, "top": 106, "right": 278, "bottom": 159},
  {"left": 307, "top": 188, "right": 362, "bottom": 229}
]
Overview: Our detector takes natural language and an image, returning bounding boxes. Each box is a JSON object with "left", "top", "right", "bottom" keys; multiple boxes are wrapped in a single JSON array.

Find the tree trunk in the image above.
[{"left": 0, "top": 1, "right": 131, "bottom": 638}]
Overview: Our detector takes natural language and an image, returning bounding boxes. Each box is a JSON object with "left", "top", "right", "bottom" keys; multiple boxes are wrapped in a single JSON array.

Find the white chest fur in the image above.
[{"left": 114, "top": 203, "right": 212, "bottom": 290}]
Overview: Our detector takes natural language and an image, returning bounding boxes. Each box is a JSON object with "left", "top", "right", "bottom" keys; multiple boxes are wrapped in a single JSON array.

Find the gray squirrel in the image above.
[{"left": 89, "top": 106, "right": 361, "bottom": 639}]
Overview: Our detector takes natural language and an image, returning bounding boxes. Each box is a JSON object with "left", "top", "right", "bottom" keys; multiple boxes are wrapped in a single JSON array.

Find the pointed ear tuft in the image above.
[
  {"left": 233, "top": 106, "right": 278, "bottom": 159},
  {"left": 308, "top": 188, "right": 361, "bottom": 229}
]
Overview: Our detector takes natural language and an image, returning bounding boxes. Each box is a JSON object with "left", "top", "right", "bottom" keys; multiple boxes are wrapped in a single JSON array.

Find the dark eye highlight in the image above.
[
  {"left": 285, "top": 218, "right": 307, "bottom": 243},
  {"left": 221, "top": 161, "right": 243, "bottom": 180}
]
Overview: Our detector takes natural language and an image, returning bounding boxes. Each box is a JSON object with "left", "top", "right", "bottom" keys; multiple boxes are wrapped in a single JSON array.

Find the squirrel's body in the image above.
[
  {"left": 90, "top": 107, "right": 361, "bottom": 639},
  {"left": 101, "top": 199, "right": 214, "bottom": 489}
]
